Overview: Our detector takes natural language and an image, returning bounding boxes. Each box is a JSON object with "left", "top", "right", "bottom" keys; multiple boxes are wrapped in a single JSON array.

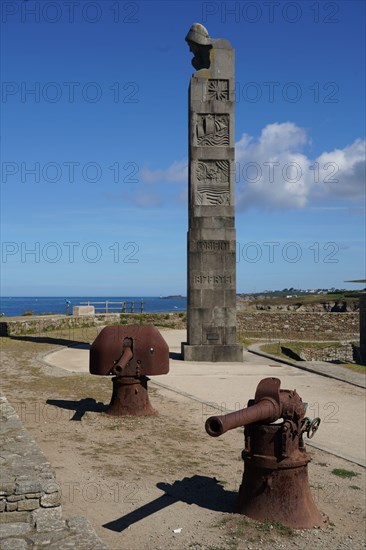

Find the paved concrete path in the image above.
[{"left": 43, "top": 329, "right": 366, "bottom": 467}]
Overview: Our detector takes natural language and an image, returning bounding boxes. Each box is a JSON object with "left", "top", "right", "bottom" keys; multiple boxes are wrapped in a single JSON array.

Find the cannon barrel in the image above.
[
  {"left": 111, "top": 338, "right": 134, "bottom": 376},
  {"left": 205, "top": 398, "right": 280, "bottom": 437}
]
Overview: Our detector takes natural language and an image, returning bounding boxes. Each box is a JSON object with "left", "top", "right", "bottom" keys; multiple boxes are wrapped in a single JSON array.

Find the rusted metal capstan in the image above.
[
  {"left": 205, "top": 377, "right": 327, "bottom": 529},
  {"left": 89, "top": 325, "right": 169, "bottom": 416}
]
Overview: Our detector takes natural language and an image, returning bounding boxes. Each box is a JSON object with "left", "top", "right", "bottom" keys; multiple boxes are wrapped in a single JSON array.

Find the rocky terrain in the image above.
[{"left": 237, "top": 297, "right": 359, "bottom": 313}]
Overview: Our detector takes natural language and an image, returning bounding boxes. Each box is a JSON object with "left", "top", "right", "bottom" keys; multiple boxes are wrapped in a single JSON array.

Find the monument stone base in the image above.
[{"left": 181, "top": 343, "right": 243, "bottom": 362}]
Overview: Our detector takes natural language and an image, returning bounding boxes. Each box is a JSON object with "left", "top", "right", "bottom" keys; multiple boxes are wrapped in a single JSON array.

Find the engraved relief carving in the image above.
[
  {"left": 196, "top": 160, "right": 230, "bottom": 205},
  {"left": 196, "top": 114, "right": 229, "bottom": 146},
  {"left": 207, "top": 79, "right": 229, "bottom": 101}
]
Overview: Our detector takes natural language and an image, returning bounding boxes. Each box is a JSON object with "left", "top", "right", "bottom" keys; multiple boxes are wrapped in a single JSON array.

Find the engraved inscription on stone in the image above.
[
  {"left": 196, "top": 160, "right": 230, "bottom": 205},
  {"left": 197, "top": 240, "right": 229, "bottom": 251},
  {"left": 194, "top": 274, "right": 232, "bottom": 285},
  {"left": 196, "top": 114, "right": 229, "bottom": 146},
  {"left": 207, "top": 79, "right": 229, "bottom": 101}
]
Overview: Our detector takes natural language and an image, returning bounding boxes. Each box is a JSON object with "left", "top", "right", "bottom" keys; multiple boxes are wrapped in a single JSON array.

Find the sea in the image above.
[{"left": 0, "top": 296, "right": 187, "bottom": 318}]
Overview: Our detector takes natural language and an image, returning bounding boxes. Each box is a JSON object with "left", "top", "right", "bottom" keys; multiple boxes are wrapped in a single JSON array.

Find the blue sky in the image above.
[{"left": 1, "top": 0, "right": 365, "bottom": 296}]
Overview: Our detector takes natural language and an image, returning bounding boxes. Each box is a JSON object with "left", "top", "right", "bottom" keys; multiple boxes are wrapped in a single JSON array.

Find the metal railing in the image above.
[{"left": 80, "top": 301, "right": 144, "bottom": 313}]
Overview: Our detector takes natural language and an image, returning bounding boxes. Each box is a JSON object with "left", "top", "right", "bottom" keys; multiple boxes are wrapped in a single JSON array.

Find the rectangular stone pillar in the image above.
[{"left": 182, "top": 24, "right": 242, "bottom": 362}]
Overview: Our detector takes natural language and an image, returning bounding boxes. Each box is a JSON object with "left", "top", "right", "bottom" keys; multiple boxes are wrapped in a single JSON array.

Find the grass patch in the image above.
[
  {"left": 217, "top": 516, "right": 232, "bottom": 527},
  {"left": 238, "top": 337, "right": 254, "bottom": 348},
  {"left": 255, "top": 520, "right": 296, "bottom": 537},
  {"left": 331, "top": 468, "right": 359, "bottom": 478},
  {"left": 260, "top": 342, "right": 294, "bottom": 359},
  {"left": 229, "top": 517, "right": 250, "bottom": 538},
  {"left": 339, "top": 362, "right": 366, "bottom": 374}
]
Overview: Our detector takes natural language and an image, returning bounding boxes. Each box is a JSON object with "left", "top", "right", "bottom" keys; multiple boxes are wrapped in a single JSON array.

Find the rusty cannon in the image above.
[
  {"left": 89, "top": 325, "right": 169, "bottom": 416},
  {"left": 205, "top": 377, "right": 327, "bottom": 529}
]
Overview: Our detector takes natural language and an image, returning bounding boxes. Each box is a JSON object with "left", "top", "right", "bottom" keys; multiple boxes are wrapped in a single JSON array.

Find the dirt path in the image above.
[{"left": 1, "top": 334, "right": 365, "bottom": 549}]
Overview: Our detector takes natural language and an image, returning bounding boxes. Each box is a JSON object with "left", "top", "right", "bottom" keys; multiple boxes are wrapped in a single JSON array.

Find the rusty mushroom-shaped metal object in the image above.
[
  {"left": 205, "top": 377, "right": 327, "bottom": 529},
  {"left": 89, "top": 325, "right": 169, "bottom": 416}
]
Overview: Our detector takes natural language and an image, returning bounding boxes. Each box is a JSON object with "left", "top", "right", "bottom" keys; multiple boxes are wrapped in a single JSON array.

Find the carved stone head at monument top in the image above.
[
  {"left": 185, "top": 23, "right": 234, "bottom": 75},
  {"left": 185, "top": 23, "right": 212, "bottom": 70},
  {"left": 185, "top": 23, "right": 210, "bottom": 46}
]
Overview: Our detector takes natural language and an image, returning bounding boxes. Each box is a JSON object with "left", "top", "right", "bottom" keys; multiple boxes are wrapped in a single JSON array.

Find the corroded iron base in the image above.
[
  {"left": 106, "top": 376, "right": 157, "bottom": 416},
  {"left": 236, "top": 463, "right": 326, "bottom": 529},
  {"left": 236, "top": 424, "right": 327, "bottom": 529}
]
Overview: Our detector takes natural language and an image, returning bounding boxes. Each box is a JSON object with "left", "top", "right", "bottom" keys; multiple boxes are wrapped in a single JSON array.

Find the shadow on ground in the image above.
[
  {"left": 47, "top": 397, "right": 108, "bottom": 420},
  {"left": 103, "top": 475, "right": 236, "bottom": 532},
  {"left": 7, "top": 335, "right": 90, "bottom": 348},
  {"left": 169, "top": 351, "right": 183, "bottom": 361}
]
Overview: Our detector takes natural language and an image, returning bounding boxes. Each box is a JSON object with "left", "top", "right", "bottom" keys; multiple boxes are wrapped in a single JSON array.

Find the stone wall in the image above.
[
  {"left": 0, "top": 312, "right": 187, "bottom": 338},
  {"left": 0, "top": 311, "right": 359, "bottom": 343},
  {"left": 0, "top": 314, "right": 121, "bottom": 337},
  {"left": 0, "top": 396, "right": 62, "bottom": 515},
  {"left": 237, "top": 298, "right": 359, "bottom": 312},
  {"left": 0, "top": 395, "right": 107, "bottom": 549},
  {"left": 237, "top": 311, "right": 359, "bottom": 341}
]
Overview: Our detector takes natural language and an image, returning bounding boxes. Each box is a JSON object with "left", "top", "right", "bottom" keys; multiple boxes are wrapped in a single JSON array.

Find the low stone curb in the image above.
[{"left": 0, "top": 395, "right": 108, "bottom": 549}]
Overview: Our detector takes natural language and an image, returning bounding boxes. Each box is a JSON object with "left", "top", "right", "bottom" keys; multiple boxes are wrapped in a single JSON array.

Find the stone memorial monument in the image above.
[{"left": 182, "top": 23, "right": 243, "bottom": 362}]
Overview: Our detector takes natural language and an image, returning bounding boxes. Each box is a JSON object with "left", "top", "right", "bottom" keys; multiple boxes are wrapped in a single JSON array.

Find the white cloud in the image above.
[
  {"left": 314, "top": 139, "right": 365, "bottom": 201},
  {"left": 140, "top": 160, "right": 188, "bottom": 183},
  {"left": 236, "top": 123, "right": 365, "bottom": 210},
  {"left": 136, "top": 123, "right": 364, "bottom": 211}
]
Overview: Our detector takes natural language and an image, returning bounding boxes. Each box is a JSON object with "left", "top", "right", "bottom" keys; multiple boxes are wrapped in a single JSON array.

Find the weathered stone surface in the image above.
[
  {"left": 0, "top": 512, "right": 29, "bottom": 524},
  {"left": 17, "top": 499, "right": 39, "bottom": 511},
  {"left": 183, "top": 343, "right": 243, "bottom": 362},
  {"left": 183, "top": 23, "right": 242, "bottom": 362},
  {"left": 6, "top": 496, "right": 24, "bottom": 503},
  {"left": 42, "top": 481, "right": 60, "bottom": 494},
  {"left": 24, "top": 493, "right": 42, "bottom": 499},
  {"left": 40, "top": 491, "right": 61, "bottom": 508},
  {"left": 0, "top": 482, "right": 15, "bottom": 497},
  {"left": 66, "top": 517, "right": 108, "bottom": 549},
  {"left": 0, "top": 523, "right": 32, "bottom": 537},
  {"left": 0, "top": 538, "right": 28, "bottom": 549},
  {"left": 15, "top": 480, "right": 42, "bottom": 495},
  {"left": 5, "top": 502, "right": 18, "bottom": 512},
  {"left": 31, "top": 506, "right": 65, "bottom": 532},
  {"left": 29, "top": 529, "right": 67, "bottom": 546}
]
